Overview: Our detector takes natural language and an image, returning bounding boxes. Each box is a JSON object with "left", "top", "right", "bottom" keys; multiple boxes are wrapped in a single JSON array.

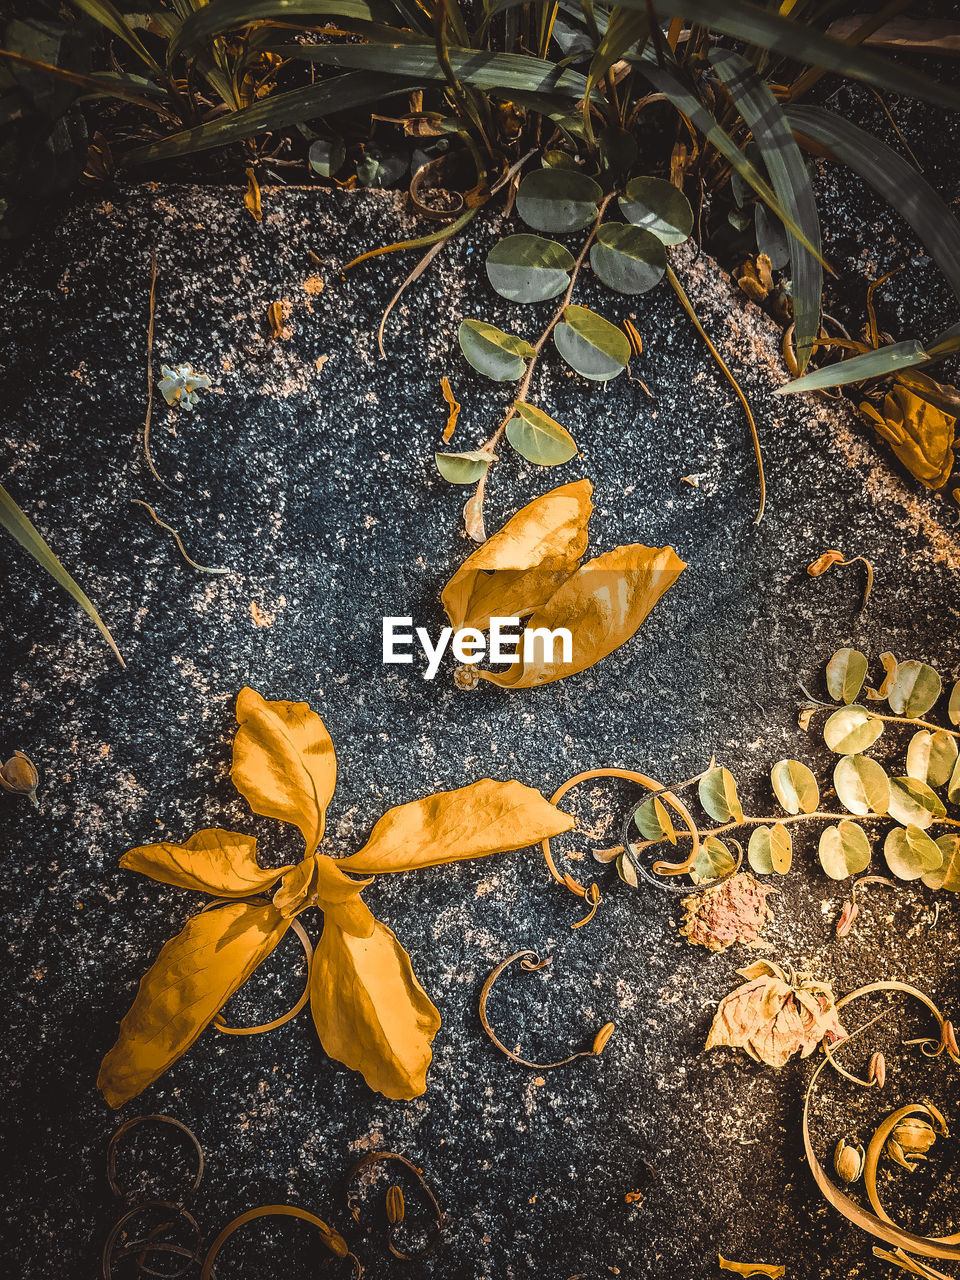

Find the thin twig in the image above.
[
  {"left": 142, "top": 253, "right": 169, "bottom": 488},
  {"left": 666, "top": 262, "right": 765, "bottom": 523},
  {"left": 131, "top": 501, "right": 230, "bottom": 575}
]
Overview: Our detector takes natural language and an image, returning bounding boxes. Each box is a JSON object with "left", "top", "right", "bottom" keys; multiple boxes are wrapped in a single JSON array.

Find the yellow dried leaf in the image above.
[
  {"left": 482, "top": 543, "right": 686, "bottom": 689},
  {"left": 734, "top": 253, "right": 774, "bottom": 302},
  {"left": 441, "top": 479, "right": 593, "bottom": 631},
  {"left": 98, "top": 901, "right": 289, "bottom": 1108},
  {"left": 705, "top": 961, "right": 845, "bottom": 1069},
  {"left": 120, "top": 828, "right": 293, "bottom": 897},
  {"left": 440, "top": 376, "right": 460, "bottom": 442},
  {"left": 272, "top": 852, "right": 374, "bottom": 936},
  {"left": 243, "top": 166, "right": 262, "bottom": 222},
  {"left": 340, "top": 778, "right": 574, "bottom": 874},
  {"left": 719, "top": 1258, "right": 785, "bottom": 1278},
  {"left": 859, "top": 385, "right": 956, "bottom": 489},
  {"left": 231, "top": 687, "right": 336, "bottom": 854},
  {"left": 310, "top": 916, "right": 441, "bottom": 1099}
]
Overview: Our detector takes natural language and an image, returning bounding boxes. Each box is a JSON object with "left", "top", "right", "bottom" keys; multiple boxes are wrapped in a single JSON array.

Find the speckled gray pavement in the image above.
[{"left": 2, "top": 127, "right": 959, "bottom": 1279}]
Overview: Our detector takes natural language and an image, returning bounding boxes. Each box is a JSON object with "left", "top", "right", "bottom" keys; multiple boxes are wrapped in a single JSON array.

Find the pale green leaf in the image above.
[
  {"left": 887, "top": 660, "right": 942, "bottom": 718},
  {"left": 435, "top": 450, "right": 491, "bottom": 484},
  {"left": 833, "top": 754, "right": 890, "bottom": 817},
  {"left": 553, "top": 304, "right": 630, "bottom": 381},
  {"left": 748, "top": 823, "right": 791, "bottom": 875},
  {"left": 906, "top": 729, "right": 958, "bottom": 789},
  {"left": 458, "top": 319, "right": 534, "bottom": 382},
  {"left": 823, "top": 705, "right": 883, "bottom": 755},
  {"left": 884, "top": 824, "right": 942, "bottom": 881},
  {"left": 887, "top": 776, "right": 946, "bottom": 830},
  {"left": 826, "top": 647, "right": 867, "bottom": 704},
  {"left": 515, "top": 167, "right": 601, "bottom": 234},
  {"left": 589, "top": 223, "right": 666, "bottom": 295},
  {"left": 618, "top": 175, "right": 693, "bottom": 245},
  {"left": 699, "top": 767, "right": 744, "bottom": 824},
  {"left": 923, "top": 835, "right": 960, "bottom": 892},
  {"left": 485, "top": 234, "right": 575, "bottom": 303},
  {"left": 770, "top": 759, "right": 819, "bottom": 815},
  {"left": 818, "top": 821, "right": 871, "bottom": 880},
  {"left": 506, "top": 402, "right": 578, "bottom": 466},
  {"left": 690, "top": 836, "right": 736, "bottom": 884}
]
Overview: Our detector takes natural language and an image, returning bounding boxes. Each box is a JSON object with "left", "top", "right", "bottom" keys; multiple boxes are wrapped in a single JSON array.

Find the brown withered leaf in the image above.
[
  {"left": 231, "top": 687, "right": 337, "bottom": 853},
  {"left": 99, "top": 901, "right": 289, "bottom": 1108},
  {"left": 442, "top": 479, "right": 593, "bottom": 631},
  {"left": 310, "top": 916, "right": 441, "bottom": 1099},
  {"left": 718, "top": 1258, "right": 785, "bottom": 1278},
  {"left": 680, "top": 872, "right": 773, "bottom": 952},
  {"left": 859, "top": 385, "right": 956, "bottom": 489},
  {"left": 706, "top": 960, "right": 846, "bottom": 1069},
  {"left": 481, "top": 543, "right": 686, "bottom": 689},
  {"left": 120, "top": 828, "right": 293, "bottom": 898},
  {"left": 734, "top": 253, "right": 775, "bottom": 302},
  {"left": 340, "top": 778, "right": 574, "bottom": 874},
  {"left": 102, "top": 689, "right": 574, "bottom": 1105}
]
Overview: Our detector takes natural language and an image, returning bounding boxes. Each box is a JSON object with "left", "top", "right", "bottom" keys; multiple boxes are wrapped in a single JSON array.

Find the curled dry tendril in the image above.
[
  {"left": 479, "top": 950, "right": 615, "bottom": 1070},
  {"left": 199, "top": 1205, "right": 361, "bottom": 1280},
  {"left": 345, "top": 1151, "right": 443, "bottom": 1261}
]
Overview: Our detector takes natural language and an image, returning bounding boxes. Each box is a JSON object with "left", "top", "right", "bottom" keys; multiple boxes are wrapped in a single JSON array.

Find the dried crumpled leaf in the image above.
[
  {"left": 719, "top": 1257, "right": 785, "bottom": 1278},
  {"left": 101, "top": 689, "right": 573, "bottom": 1105},
  {"left": 98, "top": 901, "right": 289, "bottom": 1108},
  {"left": 340, "top": 778, "right": 573, "bottom": 873},
  {"left": 231, "top": 686, "right": 337, "bottom": 853},
  {"left": 121, "top": 829, "right": 294, "bottom": 897},
  {"left": 680, "top": 871, "right": 773, "bottom": 952},
  {"left": 484, "top": 543, "right": 686, "bottom": 689},
  {"left": 441, "top": 478, "right": 592, "bottom": 631},
  {"left": 706, "top": 959, "right": 846, "bottom": 1068},
  {"left": 311, "top": 916, "right": 441, "bottom": 1099},
  {"left": 859, "top": 386, "right": 956, "bottom": 489},
  {"left": 734, "top": 252, "right": 775, "bottom": 302}
]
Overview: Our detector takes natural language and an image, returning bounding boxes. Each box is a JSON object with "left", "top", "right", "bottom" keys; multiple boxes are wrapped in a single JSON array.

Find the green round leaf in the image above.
[
  {"left": 887, "top": 776, "right": 946, "bottom": 830},
  {"left": 435, "top": 449, "right": 491, "bottom": 484},
  {"left": 948, "top": 753, "right": 960, "bottom": 805},
  {"left": 748, "top": 823, "right": 792, "bottom": 875},
  {"left": 618, "top": 176, "right": 693, "bottom": 245},
  {"left": 884, "top": 824, "right": 942, "bottom": 881},
  {"left": 923, "top": 834, "right": 960, "bottom": 892},
  {"left": 515, "top": 167, "right": 602, "bottom": 233},
  {"left": 589, "top": 223, "right": 666, "bottom": 295},
  {"left": 690, "top": 836, "right": 736, "bottom": 884},
  {"left": 634, "top": 795, "right": 668, "bottom": 840},
  {"left": 818, "top": 821, "right": 871, "bottom": 880},
  {"left": 458, "top": 319, "right": 535, "bottom": 382},
  {"left": 485, "top": 234, "right": 575, "bottom": 303},
  {"left": 826, "top": 647, "right": 868, "bottom": 705},
  {"left": 308, "top": 136, "right": 345, "bottom": 178},
  {"left": 906, "top": 729, "right": 958, "bottom": 788},
  {"left": 887, "top": 660, "right": 942, "bottom": 717},
  {"left": 616, "top": 849, "right": 639, "bottom": 887},
  {"left": 948, "top": 680, "right": 960, "bottom": 727},
  {"left": 823, "top": 705, "right": 883, "bottom": 755},
  {"left": 698, "top": 766, "right": 743, "bottom": 824},
  {"left": 506, "top": 402, "right": 578, "bottom": 466},
  {"left": 770, "top": 759, "right": 819, "bottom": 815},
  {"left": 553, "top": 304, "right": 630, "bottom": 381},
  {"left": 833, "top": 754, "right": 890, "bottom": 817}
]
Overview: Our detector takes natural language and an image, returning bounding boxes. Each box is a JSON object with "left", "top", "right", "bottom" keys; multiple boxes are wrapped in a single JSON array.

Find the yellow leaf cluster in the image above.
[
  {"left": 99, "top": 689, "right": 573, "bottom": 1107},
  {"left": 859, "top": 383, "right": 956, "bottom": 489},
  {"left": 441, "top": 479, "right": 686, "bottom": 688}
]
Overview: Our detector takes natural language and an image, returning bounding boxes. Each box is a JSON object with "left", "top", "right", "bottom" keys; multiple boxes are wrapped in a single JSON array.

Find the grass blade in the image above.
[
  {"left": 785, "top": 105, "right": 960, "bottom": 307},
  {"left": 0, "top": 483, "right": 124, "bottom": 666},
  {"left": 280, "top": 42, "right": 591, "bottom": 98},
  {"left": 775, "top": 339, "right": 929, "bottom": 395},
  {"left": 633, "top": 54, "right": 822, "bottom": 264},
  {"left": 122, "top": 72, "right": 409, "bottom": 164},
  {"left": 710, "top": 48, "right": 821, "bottom": 371},
  {"left": 585, "top": 8, "right": 649, "bottom": 121},
  {"left": 70, "top": 0, "right": 163, "bottom": 73},
  {"left": 168, "top": 0, "right": 407, "bottom": 62}
]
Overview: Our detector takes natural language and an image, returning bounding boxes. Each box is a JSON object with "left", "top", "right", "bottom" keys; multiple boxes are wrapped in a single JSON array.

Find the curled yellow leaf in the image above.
[
  {"left": 120, "top": 828, "right": 293, "bottom": 897},
  {"left": 340, "top": 778, "right": 574, "bottom": 875},
  {"left": 231, "top": 687, "right": 337, "bottom": 853},
  {"left": 99, "top": 901, "right": 289, "bottom": 1108},
  {"left": 273, "top": 853, "right": 375, "bottom": 936},
  {"left": 441, "top": 478, "right": 593, "bottom": 631},
  {"left": 481, "top": 544, "right": 686, "bottom": 689},
  {"left": 859, "top": 386, "right": 956, "bottom": 489},
  {"left": 310, "top": 916, "right": 441, "bottom": 1099}
]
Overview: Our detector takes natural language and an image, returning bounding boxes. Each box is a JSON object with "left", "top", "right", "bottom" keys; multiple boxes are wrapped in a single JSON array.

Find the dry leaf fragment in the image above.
[
  {"left": 680, "top": 871, "right": 773, "bottom": 952},
  {"left": 267, "top": 301, "right": 284, "bottom": 339},
  {"left": 440, "top": 376, "right": 460, "bottom": 442},
  {"left": 706, "top": 960, "right": 845, "bottom": 1069},
  {"left": 120, "top": 829, "right": 293, "bottom": 898},
  {"left": 231, "top": 687, "right": 337, "bottom": 854},
  {"left": 310, "top": 916, "right": 441, "bottom": 1099},
  {"left": 719, "top": 1258, "right": 785, "bottom": 1278},
  {"left": 859, "top": 386, "right": 956, "bottom": 489},
  {"left": 442, "top": 479, "right": 593, "bottom": 632},
  {"left": 243, "top": 167, "right": 262, "bottom": 222},
  {"left": 340, "top": 778, "right": 574, "bottom": 874},
  {"left": 734, "top": 253, "right": 775, "bottom": 302},
  {"left": 807, "top": 549, "right": 846, "bottom": 577},
  {"left": 98, "top": 901, "right": 289, "bottom": 1108},
  {"left": 0, "top": 750, "right": 39, "bottom": 804}
]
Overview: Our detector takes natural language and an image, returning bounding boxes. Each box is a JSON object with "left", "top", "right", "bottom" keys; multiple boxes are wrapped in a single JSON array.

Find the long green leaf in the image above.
[
  {"left": 785, "top": 105, "right": 960, "bottom": 307},
  {"left": 0, "top": 483, "right": 124, "bottom": 666},
  {"left": 492, "top": 0, "right": 960, "bottom": 110},
  {"left": 70, "top": 0, "right": 162, "bottom": 73},
  {"left": 281, "top": 42, "right": 591, "bottom": 98},
  {"left": 710, "top": 48, "right": 821, "bottom": 371},
  {"left": 632, "top": 55, "right": 822, "bottom": 263},
  {"left": 775, "top": 339, "right": 929, "bottom": 395},
  {"left": 586, "top": 8, "right": 648, "bottom": 115},
  {"left": 122, "top": 71, "right": 408, "bottom": 164},
  {"left": 168, "top": 0, "right": 406, "bottom": 62}
]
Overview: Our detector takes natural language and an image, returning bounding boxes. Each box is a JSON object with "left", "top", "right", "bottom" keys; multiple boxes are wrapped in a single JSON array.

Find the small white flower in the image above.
[{"left": 158, "top": 363, "right": 212, "bottom": 411}]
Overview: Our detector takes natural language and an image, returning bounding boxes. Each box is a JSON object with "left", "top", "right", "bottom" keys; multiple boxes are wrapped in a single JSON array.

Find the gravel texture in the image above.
[{"left": 1, "top": 165, "right": 959, "bottom": 1279}]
